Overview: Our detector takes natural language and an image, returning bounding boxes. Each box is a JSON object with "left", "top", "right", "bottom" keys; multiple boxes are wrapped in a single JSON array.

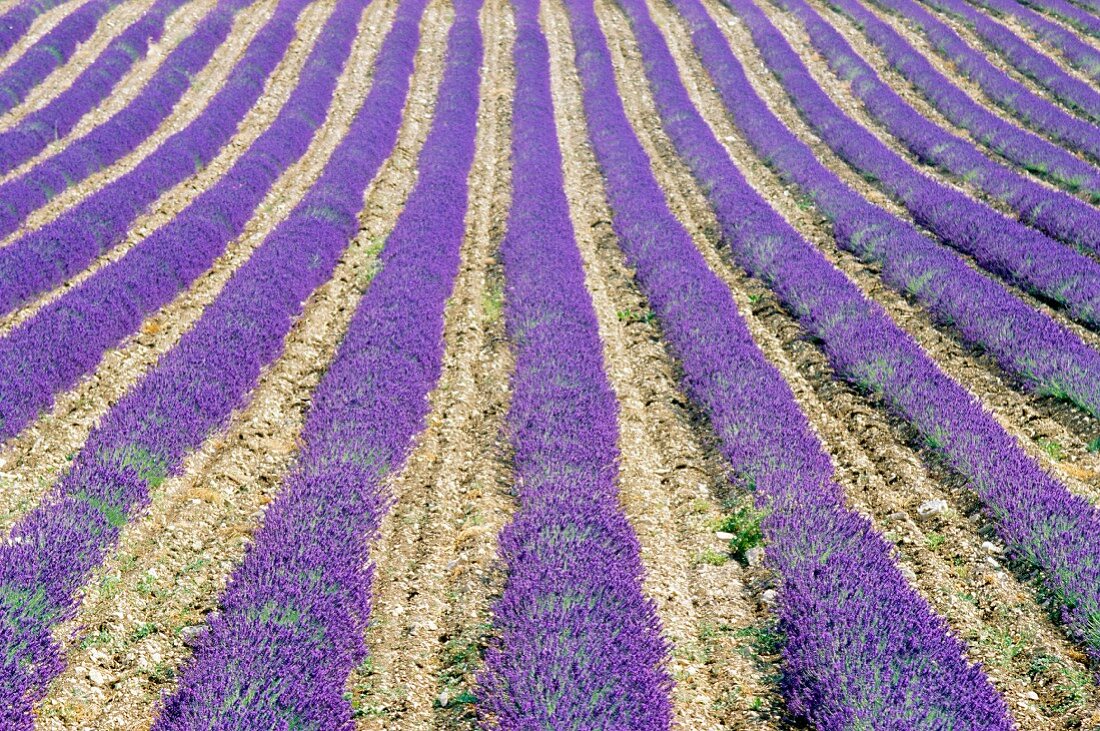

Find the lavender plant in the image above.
[
  {"left": 561, "top": 0, "right": 1013, "bottom": 725},
  {"left": 903, "top": 0, "right": 1100, "bottom": 122},
  {"left": 477, "top": 0, "right": 671, "bottom": 725},
  {"left": 0, "top": 0, "right": 190, "bottom": 172},
  {"left": 670, "top": 0, "right": 1100, "bottom": 682},
  {"left": 0, "top": 0, "right": 72, "bottom": 60},
  {"left": 0, "top": 0, "right": 255, "bottom": 231}
]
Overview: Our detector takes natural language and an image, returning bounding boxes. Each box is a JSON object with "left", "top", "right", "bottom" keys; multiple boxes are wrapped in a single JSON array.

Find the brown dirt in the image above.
[
  {"left": 545, "top": 0, "right": 792, "bottom": 727},
  {"left": 347, "top": 2, "right": 515, "bottom": 728},
  {"left": 0, "top": 0, "right": 276, "bottom": 225},
  {"left": 606, "top": 0, "right": 1100, "bottom": 725},
  {"left": 31, "top": 0, "right": 451, "bottom": 728},
  {"left": 0, "top": 0, "right": 161, "bottom": 128},
  {"left": 0, "top": 0, "right": 87, "bottom": 76}
]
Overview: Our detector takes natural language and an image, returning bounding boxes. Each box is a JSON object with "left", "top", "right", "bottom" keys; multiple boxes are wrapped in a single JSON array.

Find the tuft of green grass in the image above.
[
  {"left": 716, "top": 502, "right": 765, "bottom": 562},
  {"left": 694, "top": 549, "right": 729, "bottom": 566}
]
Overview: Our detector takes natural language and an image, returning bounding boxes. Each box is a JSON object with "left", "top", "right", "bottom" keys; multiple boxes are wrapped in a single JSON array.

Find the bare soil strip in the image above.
[
  {"left": 0, "top": 0, "right": 333, "bottom": 340},
  {"left": 645, "top": 0, "right": 1100, "bottom": 725},
  {"left": 0, "top": 0, "right": 89, "bottom": 76},
  {"left": 0, "top": 0, "right": 161, "bottom": 128},
  {"left": 30, "top": 2, "right": 454, "bottom": 728},
  {"left": 0, "top": 0, "right": 274, "bottom": 229},
  {"left": 347, "top": 2, "right": 515, "bottom": 728},
  {"left": 544, "top": 0, "right": 795, "bottom": 727}
]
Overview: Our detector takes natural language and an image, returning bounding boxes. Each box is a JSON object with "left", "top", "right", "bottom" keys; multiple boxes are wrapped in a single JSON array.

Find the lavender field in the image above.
[{"left": 1, "top": 0, "right": 1100, "bottom": 727}]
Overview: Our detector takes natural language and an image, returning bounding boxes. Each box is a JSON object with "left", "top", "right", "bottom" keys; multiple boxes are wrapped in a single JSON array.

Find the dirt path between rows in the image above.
[
  {"left": 545, "top": 0, "right": 797, "bottom": 726},
  {"left": 349, "top": 2, "right": 515, "bottom": 728},
  {"left": 32, "top": 0, "right": 446, "bottom": 727}
]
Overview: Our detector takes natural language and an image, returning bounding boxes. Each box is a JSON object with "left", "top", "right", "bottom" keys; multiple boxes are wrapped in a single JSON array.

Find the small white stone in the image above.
[
  {"left": 1025, "top": 691, "right": 1039, "bottom": 701},
  {"left": 745, "top": 546, "right": 766, "bottom": 567},
  {"left": 981, "top": 541, "right": 1002, "bottom": 554},
  {"left": 87, "top": 668, "right": 108, "bottom": 687},
  {"left": 761, "top": 589, "right": 778, "bottom": 605},
  {"left": 985, "top": 556, "right": 1001, "bottom": 569},
  {"left": 715, "top": 531, "right": 735, "bottom": 541},
  {"left": 916, "top": 499, "right": 948, "bottom": 521}
]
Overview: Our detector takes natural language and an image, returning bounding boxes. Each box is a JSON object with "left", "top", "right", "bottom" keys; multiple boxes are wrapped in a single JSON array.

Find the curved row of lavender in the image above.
[
  {"left": 0, "top": 0, "right": 254, "bottom": 227},
  {"left": 0, "top": 0, "right": 117, "bottom": 117},
  {"left": 562, "top": 0, "right": 1011, "bottom": 725},
  {"left": 0, "top": 0, "right": 374, "bottom": 723},
  {"left": 0, "top": 0, "right": 189, "bottom": 173},
  {"left": 953, "top": 0, "right": 1100, "bottom": 79},
  {"left": 659, "top": 0, "right": 1100, "bottom": 417},
  {"left": 727, "top": 0, "right": 1100, "bottom": 333},
  {"left": 152, "top": 1, "right": 479, "bottom": 727},
  {"left": 1015, "top": 0, "right": 1100, "bottom": 36},
  {"left": 816, "top": 0, "right": 1100, "bottom": 192},
  {"left": 477, "top": 0, "right": 671, "bottom": 726},
  {"left": 0, "top": 0, "right": 71, "bottom": 60},
  {"left": 906, "top": 0, "right": 1100, "bottom": 123},
  {"left": 781, "top": 0, "right": 1100, "bottom": 257},
  {"left": 691, "top": 0, "right": 1100, "bottom": 673},
  {"left": 0, "top": 0, "right": 319, "bottom": 445}
]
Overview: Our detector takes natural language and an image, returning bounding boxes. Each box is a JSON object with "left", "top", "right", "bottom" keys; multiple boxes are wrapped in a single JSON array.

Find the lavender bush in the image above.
[
  {"left": 0, "top": 0, "right": 117, "bottom": 117},
  {"left": 477, "top": 0, "right": 672, "bottom": 725},
  {"left": 677, "top": 0, "right": 1100, "bottom": 681},
  {"left": 1014, "top": 0, "right": 1100, "bottom": 36},
  {"left": 0, "top": 0, "right": 189, "bottom": 172},
  {"left": 905, "top": 0, "right": 1100, "bottom": 122},
  {"left": 0, "top": 0, "right": 255, "bottom": 227},
  {"left": 0, "top": 0, "right": 405, "bottom": 723},
  {"left": 153, "top": 0, "right": 480, "bottom": 726},
  {"left": 561, "top": 0, "right": 1012, "bottom": 725},
  {"left": 823, "top": 0, "right": 1100, "bottom": 179},
  {"left": 728, "top": 0, "right": 1100, "bottom": 332}
]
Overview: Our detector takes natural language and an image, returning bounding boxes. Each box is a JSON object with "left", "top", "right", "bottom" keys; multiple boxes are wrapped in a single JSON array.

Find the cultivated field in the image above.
[{"left": 1, "top": 0, "right": 1100, "bottom": 728}]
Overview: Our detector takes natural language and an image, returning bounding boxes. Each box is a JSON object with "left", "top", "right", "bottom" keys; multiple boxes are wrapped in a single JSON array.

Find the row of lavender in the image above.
[
  {"left": 0, "top": 0, "right": 70, "bottom": 61},
  {"left": 558, "top": 0, "right": 1016, "bottom": 725},
  {"left": 0, "top": 0, "right": 376, "bottom": 722},
  {"left": 0, "top": 0, "right": 255, "bottom": 229},
  {"left": 0, "top": 0, "right": 311, "bottom": 445},
  {"left": 673, "top": 0, "right": 1100, "bottom": 680},
  {"left": 0, "top": 0, "right": 191, "bottom": 173},
  {"left": 151, "top": 0, "right": 487, "bottom": 722},
  {"left": 478, "top": 0, "right": 671, "bottom": 724}
]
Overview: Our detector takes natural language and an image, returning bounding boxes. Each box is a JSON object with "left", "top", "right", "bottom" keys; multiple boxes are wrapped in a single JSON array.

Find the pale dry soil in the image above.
[
  {"left": 547, "top": 0, "right": 796, "bottom": 727},
  {"left": 347, "top": 2, "right": 515, "bottom": 730},
  {"left": 0, "top": 0, "right": 341, "bottom": 541}
]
